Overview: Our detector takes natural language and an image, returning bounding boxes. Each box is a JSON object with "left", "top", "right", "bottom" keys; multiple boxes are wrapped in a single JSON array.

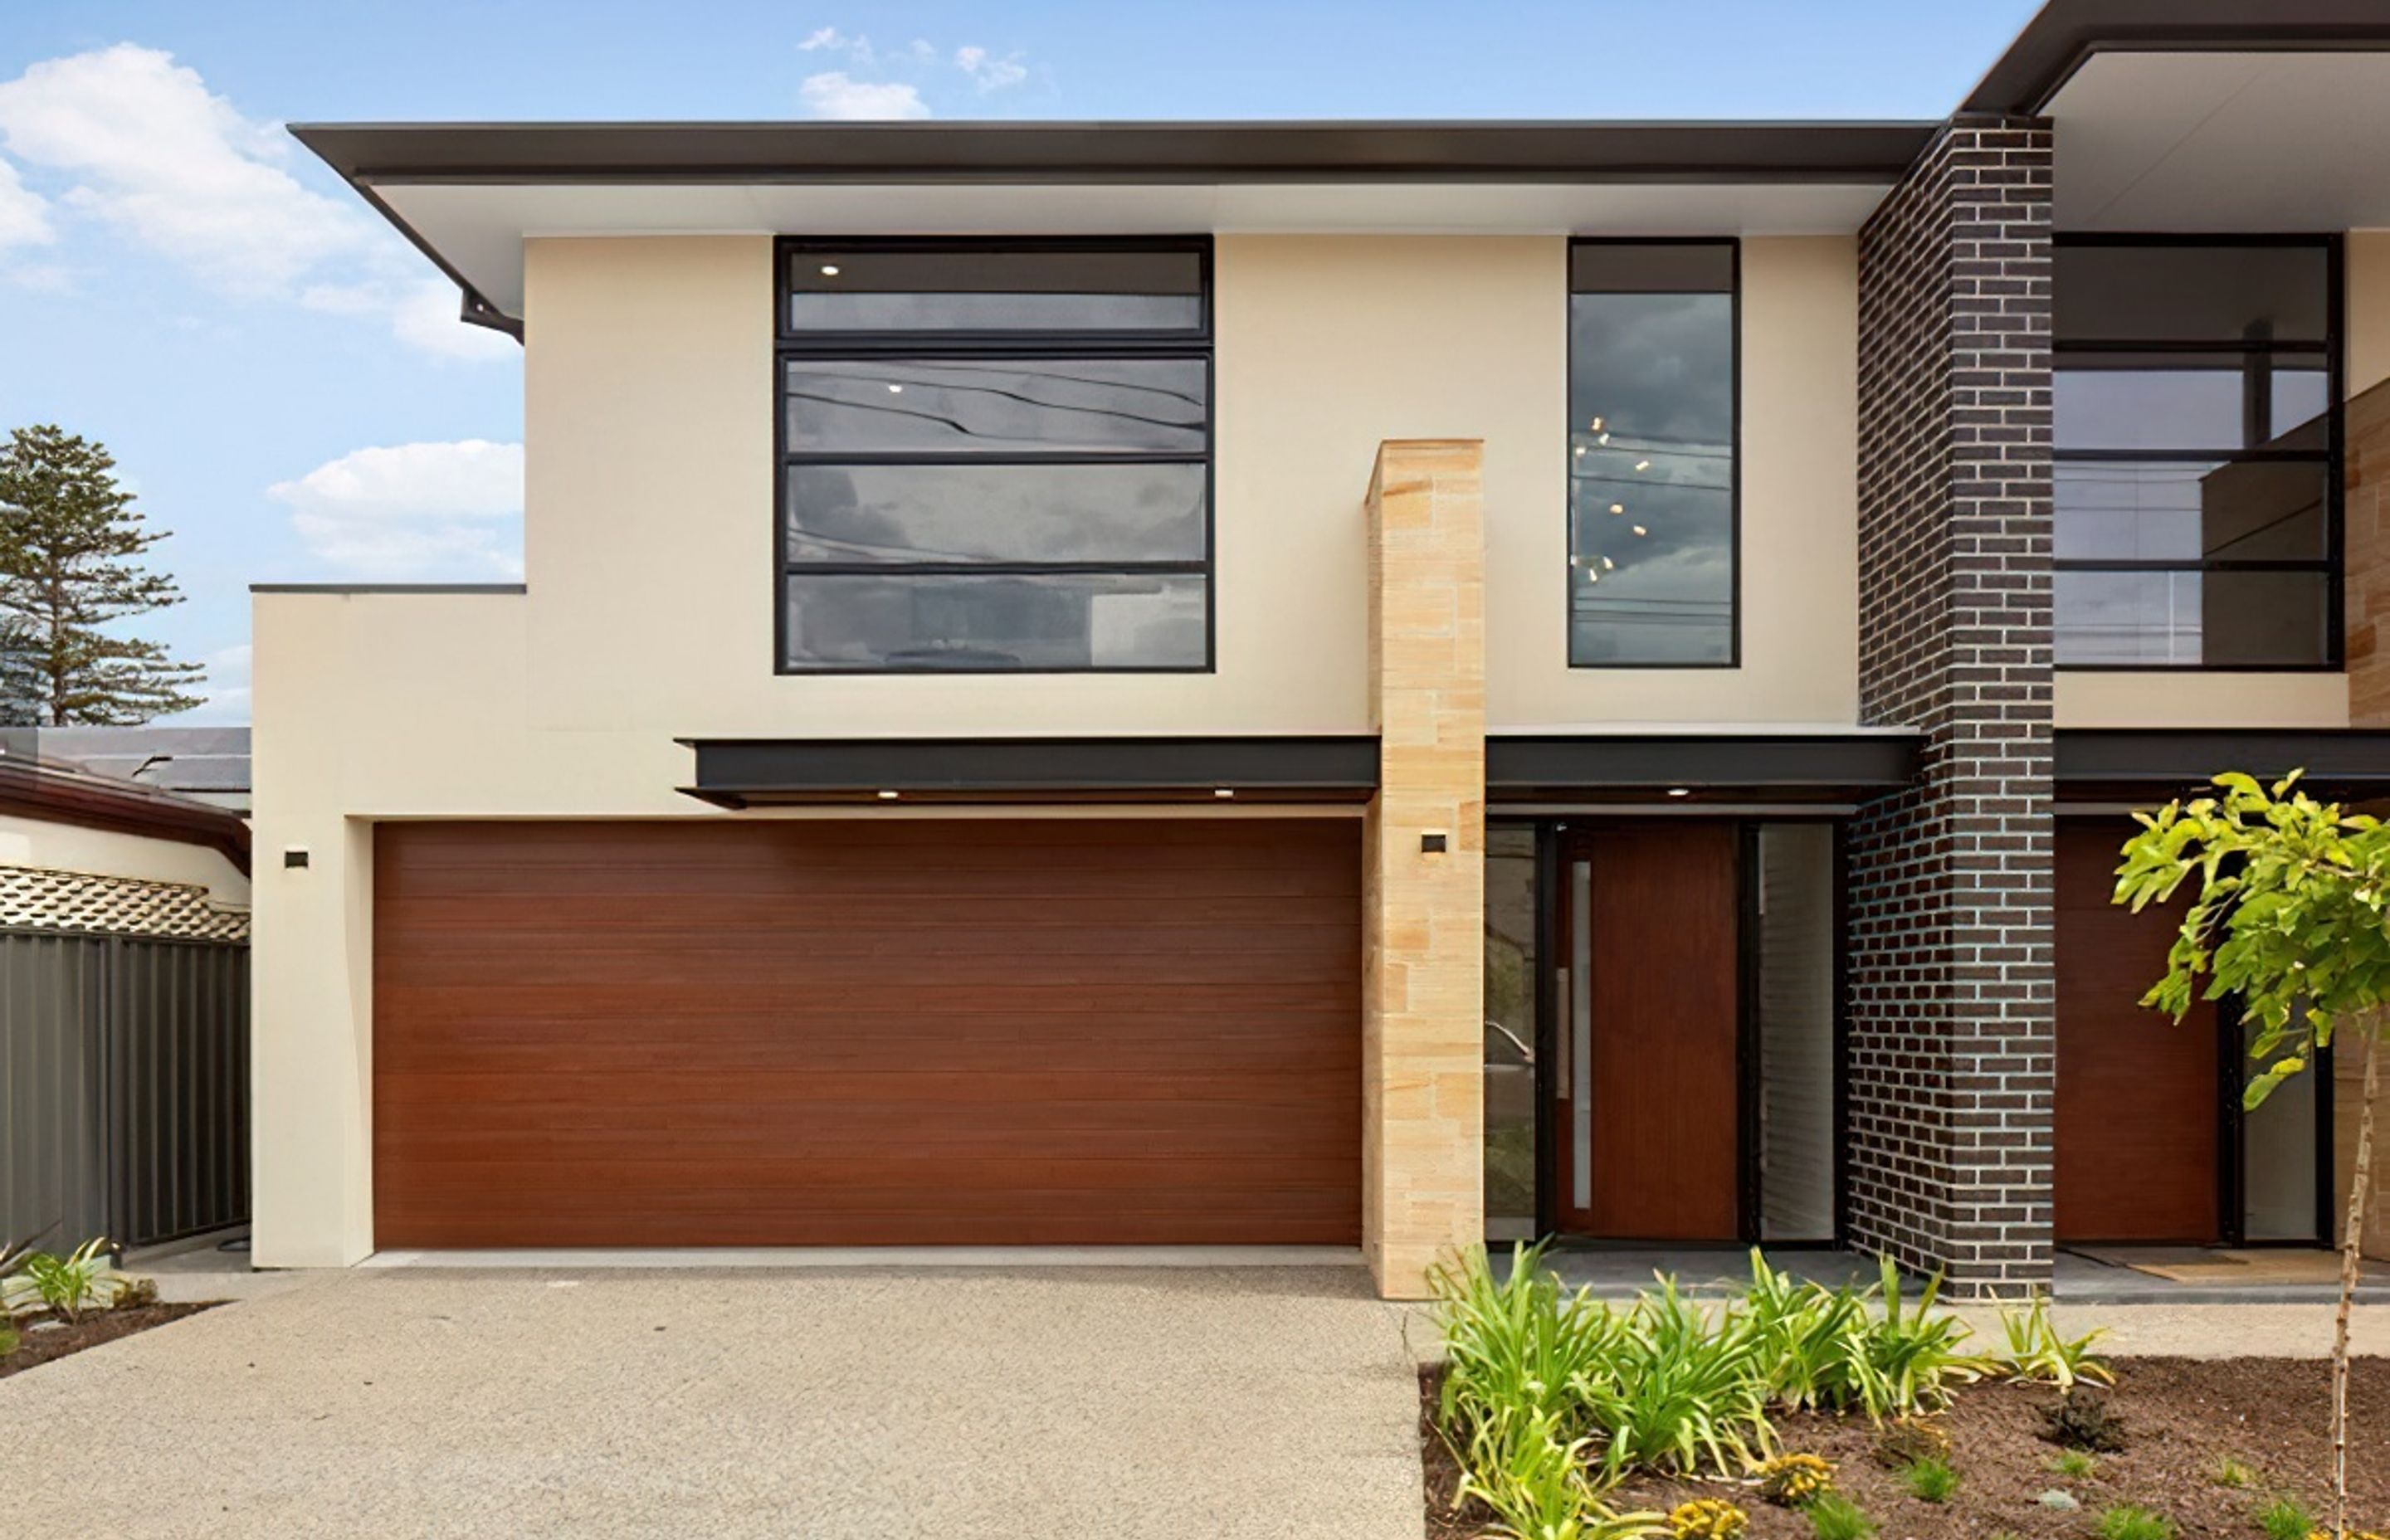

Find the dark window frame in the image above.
[
  {"left": 2052, "top": 231, "right": 2345, "bottom": 674},
  {"left": 1563, "top": 236, "right": 1743, "bottom": 671},
  {"left": 773, "top": 235, "right": 1217, "bottom": 675}
]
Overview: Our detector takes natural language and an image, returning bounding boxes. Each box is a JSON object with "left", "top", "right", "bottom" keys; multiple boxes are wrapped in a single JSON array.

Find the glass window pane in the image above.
[
  {"left": 2055, "top": 569, "right": 2197, "bottom": 665},
  {"left": 1568, "top": 284, "right": 1734, "bottom": 665},
  {"left": 2056, "top": 356, "right": 2329, "bottom": 451},
  {"left": 2056, "top": 460, "right": 2329, "bottom": 563},
  {"left": 2056, "top": 568, "right": 2332, "bottom": 667},
  {"left": 2055, "top": 243, "right": 2329, "bottom": 344},
  {"left": 783, "top": 572, "right": 1207, "bottom": 670},
  {"left": 784, "top": 358, "right": 1207, "bottom": 454},
  {"left": 785, "top": 463, "right": 1207, "bottom": 565},
  {"left": 1757, "top": 823, "right": 1836, "bottom": 1243},
  {"left": 787, "top": 248, "right": 1202, "bottom": 332},
  {"left": 2242, "top": 1015, "right": 2321, "bottom": 1242},
  {"left": 1483, "top": 825, "right": 1539, "bottom": 1242}
]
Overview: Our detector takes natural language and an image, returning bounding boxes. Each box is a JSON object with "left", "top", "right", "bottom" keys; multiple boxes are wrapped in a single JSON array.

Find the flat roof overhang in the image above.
[
  {"left": 2055, "top": 728, "right": 2390, "bottom": 806},
  {"left": 677, "top": 734, "right": 1380, "bottom": 808},
  {"left": 289, "top": 119, "right": 1936, "bottom": 334},
  {"left": 1965, "top": 0, "right": 2390, "bottom": 117},
  {"left": 1486, "top": 730, "right": 1924, "bottom": 807},
  {"left": 1964, "top": 2, "right": 2390, "bottom": 233}
]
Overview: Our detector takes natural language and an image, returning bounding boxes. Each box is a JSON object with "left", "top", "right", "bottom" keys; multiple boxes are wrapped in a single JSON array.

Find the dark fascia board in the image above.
[
  {"left": 2055, "top": 728, "right": 2390, "bottom": 795},
  {"left": 0, "top": 757, "right": 251, "bottom": 874},
  {"left": 1963, "top": 0, "right": 2390, "bottom": 117},
  {"left": 679, "top": 734, "right": 1380, "bottom": 807},
  {"left": 251, "top": 582, "right": 527, "bottom": 594},
  {"left": 289, "top": 119, "right": 1940, "bottom": 189},
  {"left": 1486, "top": 731, "right": 1923, "bottom": 802}
]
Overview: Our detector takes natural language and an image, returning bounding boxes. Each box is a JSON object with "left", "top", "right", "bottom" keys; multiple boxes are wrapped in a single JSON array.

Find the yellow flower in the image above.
[
  {"left": 1667, "top": 1498, "right": 1749, "bottom": 1540},
  {"left": 1755, "top": 1452, "right": 1835, "bottom": 1506}
]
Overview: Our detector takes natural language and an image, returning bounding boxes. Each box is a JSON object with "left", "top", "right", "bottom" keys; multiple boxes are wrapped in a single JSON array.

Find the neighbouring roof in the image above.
[
  {"left": 30, "top": 725, "right": 251, "bottom": 800},
  {"left": 0, "top": 751, "right": 251, "bottom": 874},
  {"left": 0, "top": 864, "right": 249, "bottom": 943}
]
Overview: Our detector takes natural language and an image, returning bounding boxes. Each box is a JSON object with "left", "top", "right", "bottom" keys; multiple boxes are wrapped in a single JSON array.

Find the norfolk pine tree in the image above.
[
  {"left": 2118, "top": 773, "right": 2389, "bottom": 1540},
  {"left": 0, "top": 424, "right": 204, "bottom": 724}
]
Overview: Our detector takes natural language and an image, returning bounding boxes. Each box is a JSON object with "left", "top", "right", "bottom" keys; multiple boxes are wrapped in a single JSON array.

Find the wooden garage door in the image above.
[
  {"left": 373, "top": 819, "right": 1360, "bottom": 1248},
  {"left": 2054, "top": 821, "right": 2221, "bottom": 1244}
]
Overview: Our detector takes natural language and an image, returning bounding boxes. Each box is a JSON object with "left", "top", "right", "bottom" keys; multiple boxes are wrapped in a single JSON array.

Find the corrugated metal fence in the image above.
[{"left": 0, "top": 930, "right": 249, "bottom": 1250}]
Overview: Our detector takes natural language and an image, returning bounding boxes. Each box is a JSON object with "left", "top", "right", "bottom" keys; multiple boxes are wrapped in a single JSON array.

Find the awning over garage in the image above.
[{"left": 677, "top": 734, "right": 1380, "bottom": 807}]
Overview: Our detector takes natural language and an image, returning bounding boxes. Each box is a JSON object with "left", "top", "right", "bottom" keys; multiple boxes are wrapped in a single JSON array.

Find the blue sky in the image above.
[{"left": 0, "top": 0, "right": 2041, "bottom": 721}]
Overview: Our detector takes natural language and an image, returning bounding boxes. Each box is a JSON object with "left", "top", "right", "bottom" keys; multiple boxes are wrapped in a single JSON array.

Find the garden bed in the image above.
[
  {"left": 1, "top": 1304, "right": 214, "bottom": 1381},
  {"left": 1422, "top": 1357, "right": 2388, "bottom": 1538}
]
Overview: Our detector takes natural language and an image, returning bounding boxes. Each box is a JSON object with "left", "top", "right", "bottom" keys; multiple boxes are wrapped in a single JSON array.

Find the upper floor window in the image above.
[
  {"left": 1568, "top": 241, "right": 1739, "bottom": 667},
  {"left": 2053, "top": 236, "right": 2341, "bottom": 670},
  {"left": 776, "top": 241, "right": 1212, "bottom": 673}
]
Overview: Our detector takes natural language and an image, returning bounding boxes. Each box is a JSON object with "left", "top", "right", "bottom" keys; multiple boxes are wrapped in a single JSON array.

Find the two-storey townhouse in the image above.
[{"left": 250, "top": 0, "right": 2390, "bottom": 1297}]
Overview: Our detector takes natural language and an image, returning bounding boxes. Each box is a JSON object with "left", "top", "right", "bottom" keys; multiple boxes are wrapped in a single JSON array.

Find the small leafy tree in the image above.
[
  {"left": 2116, "top": 772, "right": 2385, "bottom": 1540},
  {"left": 0, "top": 424, "right": 203, "bottom": 724}
]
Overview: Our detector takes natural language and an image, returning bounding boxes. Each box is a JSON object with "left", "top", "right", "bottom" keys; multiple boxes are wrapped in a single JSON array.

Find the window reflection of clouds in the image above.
[{"left": 1568, "top": 274, "right": 1734, "bottom": 665}]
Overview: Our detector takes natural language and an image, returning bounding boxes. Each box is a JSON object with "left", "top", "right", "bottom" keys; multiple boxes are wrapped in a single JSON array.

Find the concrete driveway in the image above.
[{"left": 0, "top": 1265, "right": 1425, "bottom": 1538}]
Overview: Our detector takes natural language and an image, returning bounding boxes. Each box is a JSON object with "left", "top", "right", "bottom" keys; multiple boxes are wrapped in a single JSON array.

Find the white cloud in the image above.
[
  {"left": 798, "top": 25, "right": 846, "bottom": 51},
  {"left": 269, "top": 440, "right": 524, "bottom": 580},
  {"left": 0, "top": 44, "right": 507, "bottom": 359},
  {"left": 954, "top": 46, "right": 1028, "bottom": 91},
  {"left": 0, "top": 156, "right": 51, "bottom": 248},
  {"left": 800, "top": 71, "right": 931, "bottom": 120},
  {"left": 0, "top": 45, "right": 364, "bottom": 294}
]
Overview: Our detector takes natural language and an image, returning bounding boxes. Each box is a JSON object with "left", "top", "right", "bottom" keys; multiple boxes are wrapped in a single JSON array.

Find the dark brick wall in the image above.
[{"left": 1847, "top": 117, "right": 2056, "bottom": 1297}]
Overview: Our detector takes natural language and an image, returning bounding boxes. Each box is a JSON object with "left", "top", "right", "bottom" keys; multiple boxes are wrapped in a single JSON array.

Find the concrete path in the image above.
[{"left": 0, "top": 1265, "right": 1423, "bottom": 1539}]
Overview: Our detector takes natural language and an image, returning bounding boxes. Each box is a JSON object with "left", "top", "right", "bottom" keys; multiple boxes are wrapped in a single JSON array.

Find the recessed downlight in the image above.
[
  {"left": 876, "top": 789, "right": 900, "bottom": 801},
  {"left": 1666, "top": 787, "right": 1691, "bottom": 799},
  {"left": 819, "top": 264, "right": 841, "bottom": 276}
]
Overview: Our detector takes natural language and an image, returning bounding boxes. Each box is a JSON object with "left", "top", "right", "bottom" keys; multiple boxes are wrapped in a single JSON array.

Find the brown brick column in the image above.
[
  {"left": 1363, "top": 439, "right": 1486, "bottom": 1299},
  {"left": 1849, "top": 118, "right": 2056, "bottom": 1298}
]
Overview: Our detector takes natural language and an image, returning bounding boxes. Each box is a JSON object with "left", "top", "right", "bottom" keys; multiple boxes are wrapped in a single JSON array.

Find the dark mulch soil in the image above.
[
  {"left": 0, "top": 1304, "right": 214, "bottom": 1380},
  {"left": 1422, "top": 1358, "right": 2390, "bottom": 1538}
]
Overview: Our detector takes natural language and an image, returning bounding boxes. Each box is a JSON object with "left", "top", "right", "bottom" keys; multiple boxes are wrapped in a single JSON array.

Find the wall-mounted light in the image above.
[
  {"left": 1213, "top": 787, "right": 1235, "bottom": 799},
  {"left": 876, "top": 789, "right": 900, "bottom": 801}
]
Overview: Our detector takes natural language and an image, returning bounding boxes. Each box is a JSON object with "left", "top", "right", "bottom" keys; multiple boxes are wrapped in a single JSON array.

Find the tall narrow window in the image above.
[
  {"left": 776, "top": 241, "right": 1212, "bottom": 672},
  {"left": 2053, "top": 236, "right": 2341, "bottom": 668},
  {"left": 1568, "top": 241, "right": 1739, "bottom": 666}
]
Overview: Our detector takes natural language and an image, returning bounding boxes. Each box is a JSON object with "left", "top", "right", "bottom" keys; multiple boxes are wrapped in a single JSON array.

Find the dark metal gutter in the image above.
[{"left": 290, "top": 119, "right": 1939, "bottom": 188}]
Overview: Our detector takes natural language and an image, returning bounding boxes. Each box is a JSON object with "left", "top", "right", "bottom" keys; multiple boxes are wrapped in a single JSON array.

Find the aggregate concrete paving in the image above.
[{"left": 0, "top": 1265, "right": 1422, "bottom": 1539}]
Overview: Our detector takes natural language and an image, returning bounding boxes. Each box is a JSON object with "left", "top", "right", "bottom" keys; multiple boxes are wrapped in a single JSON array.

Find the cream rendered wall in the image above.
[
  {"left": 1493, "top": 236, "right": 1861, "bottom": 728},
  {"left": 0, "top": 815, "right": 248, "bottom": 904},
  {"left": 250, "top": 231, "right": 1877, "bottom": 1265},
  {"left": 2054, "top": 231, "right": 2390, "bottom": 732}
]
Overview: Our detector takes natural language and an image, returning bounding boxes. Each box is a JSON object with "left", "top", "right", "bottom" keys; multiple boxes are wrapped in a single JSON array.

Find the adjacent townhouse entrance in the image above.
[
  {"left": 2053, "top": 818, "right": 2330, "bottom": 1247},
  {"left": 1483, "top": 817, "right": 1841, "bottom": 1245}
]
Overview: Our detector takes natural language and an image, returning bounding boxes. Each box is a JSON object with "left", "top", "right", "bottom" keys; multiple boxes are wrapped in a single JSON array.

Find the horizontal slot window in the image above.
[
  {"left": 2055, "top": 460, "right": 2329, "bottom": 563},
  {"left": 785, "top": 247, "right": 1203, "bottom": 334},
  {"left": 2055, "top": 568, "right": 2334, "bottom": 668},
  {"left": 784, "top": 358, "right": 1207, "bottom": 454},
  {"left": 2056, "top": 358, "right": 2327, "bottom": 452},
  {"left": 783, "top": 572, "right": 1208, "bottom": 671},
  {"left": 783, "top": 462, "right": 1208, "bottom": 566},
  {"left": 2054, "top": 243, "right": 2329, "bottom": 344}
]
